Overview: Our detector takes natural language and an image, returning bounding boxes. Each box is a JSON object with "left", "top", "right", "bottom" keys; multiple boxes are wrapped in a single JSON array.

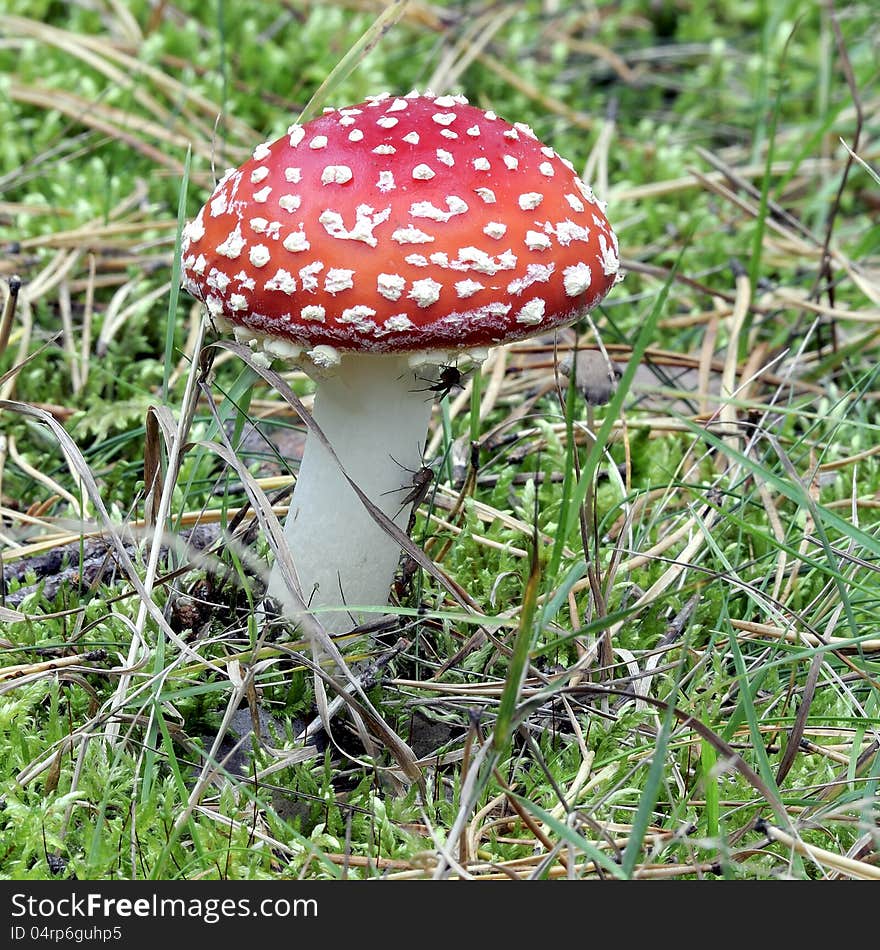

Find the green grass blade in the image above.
[
  {"left": 440, "top": 398, "right": 454, "bottom": 484},
  {"left": 560, "top": 241, "right": 687, "bottom": 551},
  {"left": 297, "top": 0, "right": 412, "bottom": 124},
  {"left": 163, "top": 145, "right": 191, "bottom": 403},
  {"left": 701, "top": 739, "right": 720, "bottom": 840},
  {"left": 724, "top": 626, "right": 801, "bottom": 872},
  {"left": 469, "top": 361, "right": 482, "bottom": 444},
  {"left": 747, "top": 27, "right": 790, "bottom": 306},
  {"left": 547, "top": 373, "right": 579, "bottom": 582},
  {"left": 493, "top": 540, "right": 541, "bottom": 753},
  {"left": 620, "top": 658, "right": 681, "bottom": 877},
  {"left": 539, "top": 559, "right": 587, "bottom": 627},
  {"left": 508, "top": 793, "right": 626, "bottom": 879},
  {"left": 150, "top": 711, "right": 207, "bottom": 879}
]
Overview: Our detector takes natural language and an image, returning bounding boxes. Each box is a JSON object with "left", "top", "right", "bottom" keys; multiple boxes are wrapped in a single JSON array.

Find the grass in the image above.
[{"left": 1, "top": 0, "right": 879, "bottom": 881}]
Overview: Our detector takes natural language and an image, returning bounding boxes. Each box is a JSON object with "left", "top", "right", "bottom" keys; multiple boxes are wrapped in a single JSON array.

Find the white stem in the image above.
[{"left": 267, "top": 353, "right": 435, "bottom": 631}]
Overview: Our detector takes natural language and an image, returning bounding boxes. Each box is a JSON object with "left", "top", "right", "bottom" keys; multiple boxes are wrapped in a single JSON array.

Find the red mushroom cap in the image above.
[{"left": 181, "top": 92, "right": 620, "bottom": 361}]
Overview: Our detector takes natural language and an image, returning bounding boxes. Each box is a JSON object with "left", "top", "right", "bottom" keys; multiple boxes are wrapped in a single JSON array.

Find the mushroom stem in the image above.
[{"left": 266, "top": 353, "right": 435, "bottom": 631}]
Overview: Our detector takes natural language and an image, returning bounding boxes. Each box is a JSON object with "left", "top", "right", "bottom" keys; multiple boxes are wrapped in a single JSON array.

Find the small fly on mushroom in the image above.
[
  {"left": 399, "top": 462, "right": 436, "bottom": 509},
  {"left": 400, "top": 462, "right": 438, "bottom": 535},
  {"left": 413, "top": 364, "right": 467, "bottom": 402},
  {"left": 384, "top": 454, "right": 438, "bottom": 516}
]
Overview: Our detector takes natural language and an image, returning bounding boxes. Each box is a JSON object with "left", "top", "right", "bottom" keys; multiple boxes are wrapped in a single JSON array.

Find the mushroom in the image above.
[
  {"left": 180, "top": 91, "right": 621, "bottom": 631},
  {"left": 559, "top": 349, "right": 622, "bottom": 406}
]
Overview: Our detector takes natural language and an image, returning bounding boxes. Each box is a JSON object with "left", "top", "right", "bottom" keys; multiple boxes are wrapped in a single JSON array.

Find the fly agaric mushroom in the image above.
[{"left": 180, "top": 91, "right": 621, "bottom": 630}]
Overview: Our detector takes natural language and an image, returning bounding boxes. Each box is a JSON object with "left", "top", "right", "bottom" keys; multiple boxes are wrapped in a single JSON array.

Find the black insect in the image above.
[
  {"left": 400, "top": 463, "right": 436, "bottom": 512},
  {"left": 385, "top": 457, "right": 439, "bottom": 534},
  {"left": 414, "top": 365, "right": 467, "bottom": 402},
  {"left": 46, "top": 853, "right": 68, "bottom": 876}
]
